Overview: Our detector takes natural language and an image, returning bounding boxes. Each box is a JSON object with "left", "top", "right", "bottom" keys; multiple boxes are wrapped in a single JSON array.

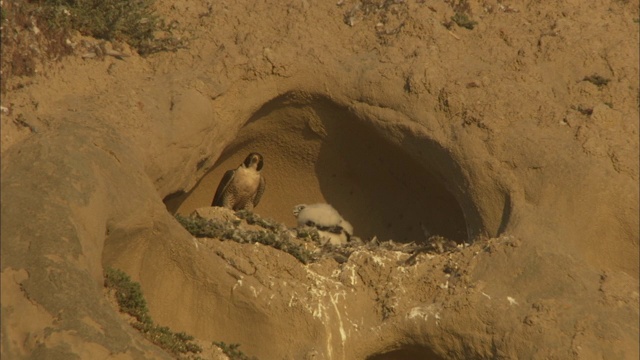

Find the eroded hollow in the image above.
[
  {"left": 166, "top": 93, "right": 469, "bottom": 243},
  {"left": 366, "top": 345, "right": 444, "bottom": 360}
]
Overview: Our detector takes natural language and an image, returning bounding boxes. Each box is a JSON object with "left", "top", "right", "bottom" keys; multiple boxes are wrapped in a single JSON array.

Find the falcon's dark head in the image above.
[{"left": 243, "top": 152, "right": 264, "bottom": 171}]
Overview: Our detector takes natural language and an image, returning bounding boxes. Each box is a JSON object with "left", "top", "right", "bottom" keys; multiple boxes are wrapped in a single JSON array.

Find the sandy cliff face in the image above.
[{"left": 1, "top": 0, "right": 638, "bottom": 359}]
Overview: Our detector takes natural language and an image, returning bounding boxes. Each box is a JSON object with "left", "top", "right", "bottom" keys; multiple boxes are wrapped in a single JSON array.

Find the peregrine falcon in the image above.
[
  {"left": 211, "top": 152, "right": 266, "bottom": 211},
  {"left": 293, "top": 203, "right": 353, "bottom": 245}
]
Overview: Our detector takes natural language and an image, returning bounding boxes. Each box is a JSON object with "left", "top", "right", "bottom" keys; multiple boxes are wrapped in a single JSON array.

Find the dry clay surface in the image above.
[{"left": 1, "top": 0, "right": 639, "bottom": 359}]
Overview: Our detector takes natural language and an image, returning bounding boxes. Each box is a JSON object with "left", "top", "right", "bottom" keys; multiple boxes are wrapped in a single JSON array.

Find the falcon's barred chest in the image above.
[
  {"left": 223, "top": 167, "right": 261, "bottom": 210},
  {"left": 211, "top": 153, "right": 266, "bottom": 211}
]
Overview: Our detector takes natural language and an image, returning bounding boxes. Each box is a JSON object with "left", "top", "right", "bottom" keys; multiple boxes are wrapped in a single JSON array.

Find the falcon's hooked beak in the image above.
[
  {"left": 292, "top": 204, "right": 306, "bottom": 217},
  {"left": 243, "top": 152, "right": 264, "bottom": 171}
]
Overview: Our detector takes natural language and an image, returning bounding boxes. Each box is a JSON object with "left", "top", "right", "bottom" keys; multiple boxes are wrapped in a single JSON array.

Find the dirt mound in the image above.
[{"left": 1, "top": 0, "right": 638, "bottom": 359}]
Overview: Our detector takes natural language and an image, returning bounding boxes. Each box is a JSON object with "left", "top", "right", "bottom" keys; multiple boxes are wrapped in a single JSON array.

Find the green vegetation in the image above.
[
  {"left": 133, "top": 322, "right": 203, "bottom": 357},
  {"left": 213, "top": 342, "right": 258, "bottom": 360},
  {"left": 446, "top": 0, "right": 477, "bottom": 30},
  {"left": 0, "top": 0, "right": 187, "bottom": 93},
  {"left": 175, "top": 213, "right": 236, "bottom": 239},
  {"left": 20, "top": 0, "right": 184, "bottom": 54},
  {"left": 104, "top": 268, "right": 203, "bottom": 359},
  {"left": 294, "top": 226, "right": 321, "bottom": 243},
  {"left": 175, "top": 213, "right": 318, "bottom": 264},
  {"left": 42, "top": 0, "right": 159, "bottom": 52},
  {"left": 571, "top": 104, "right": 594, "bottom": 116},
  {"left": 340, "top": 0, "right": 408, "bottom": 40},
  {"left": 451, "top": 12, "right": 477, "bottom": 30},
  {"left": 235, "top": 210, "right": 280, "bottom": 232},
  {"left": 176, "top": 211, "right": 463, "bottom": 265},
  {"left": 104, "top": 268, "right": 152, "bottom": 324},
  {"left": 583, "top": 74, "right": 610, "bottom": 88}
]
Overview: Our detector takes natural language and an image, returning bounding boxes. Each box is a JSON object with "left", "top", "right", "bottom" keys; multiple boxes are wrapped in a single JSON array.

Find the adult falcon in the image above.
[{"left": 211, "top": 152, "right": 266, "bottom": 211}]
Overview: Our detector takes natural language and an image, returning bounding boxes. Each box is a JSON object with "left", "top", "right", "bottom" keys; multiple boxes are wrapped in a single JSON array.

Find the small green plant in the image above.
[
  {"left": 175, "top": 214, "right": 232, "bottom": 239},
  {"left": 583, "top": 74, "right": 610, "bottom": 88},
  {"left": 1, "top": 0, "right": 187, "bottom": 94},
  {"left": 295, "top": 227, "right": 321, "bottom": 243},
  {"left": 341, "top": 0, "right": 408, "bottom": 40},
  {"left": 571, "top": 104, "right": 593, "bottom": 116},
  {"left": 105, "top": 268, "right": 152, "bottom": 324},
  {"left": 134, "top": 322, "right": 203, "bottom": 356},
  {"left": 451, "top": 12, "right": 477, "bottom": 30},
  {"left": 175, "top": 213, "right": 318, "bottom": 264},
  {"left": 443, "top": 0, "right": 477, "bottom": 30},
  {"left": 213, "top": 342, "right": 258, "bottom": 360},
  {"left": 104, "top": 268, "right": 202, "bottom": 358},
  {"left": 235, "top": 210, "right": 280, "bottom": 231},
  {"left": 30, "top": 0, "right": 186, "bottom": 55}
]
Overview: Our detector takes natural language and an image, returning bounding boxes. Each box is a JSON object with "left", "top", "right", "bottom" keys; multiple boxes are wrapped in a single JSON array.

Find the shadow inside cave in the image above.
[
  {"left": 366, "top": 345, "right": 445, "bottom": 360},
  {"left": 308, "top": 97, "right": 467, "bottom": 243}
]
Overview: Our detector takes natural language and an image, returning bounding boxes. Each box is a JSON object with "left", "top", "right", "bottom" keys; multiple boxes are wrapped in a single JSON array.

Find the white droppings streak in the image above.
[
  {"left": 296, "top": 268, "right": 349, "bottom": 359},
  {"left": 340, "top": 263, "right": 358, "bottom": 286},
  {"left": 408, "top": 307, "right": 430, "bottom": 321},
  {"left": 232, "top": 278, "right": 243, "bottom": 291},
  {"left": 370, "top": 255, "right": 385, "bottom": 267},
  {"left": 350, "top": 266, "right": 358, "bottom": 286},
  {"left": 408, "top": 304, "right": 440, "bottom": 322},
  {"left": 250, "top": 286, "right": 262, "bottom": 298},
  {"left": 331, "top": 269, "right": 341, "bottom": 279},
  {"left": 312, "top": 302, "right": 325, "bottom": 319},
  {"left": 330, "top": 291, "right": 347, "bottom": 342}
]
